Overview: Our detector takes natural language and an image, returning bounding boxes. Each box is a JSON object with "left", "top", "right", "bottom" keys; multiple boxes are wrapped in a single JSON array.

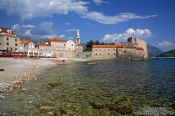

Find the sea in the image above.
[{"left": 0, "top": 58, "right": 175, "bottom": 115}]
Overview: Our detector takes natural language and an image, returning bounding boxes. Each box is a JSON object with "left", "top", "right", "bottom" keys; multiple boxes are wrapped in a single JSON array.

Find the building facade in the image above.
[
  {"left": 127, "top": 37, "right": 148, "bottom": 59},
  {"left": 92, "top": 37, "right": 147, "bottom": 60},
  {"left": 92, "top": 45, "right": 117, "bottom": 60},
  {"left": 0, "top": 28, "right": 20, "bottom": 52}
]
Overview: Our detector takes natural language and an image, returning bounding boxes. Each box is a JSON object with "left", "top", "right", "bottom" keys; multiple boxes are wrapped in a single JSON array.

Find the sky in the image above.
[{"left": 0, "top": 0, "right": 175, "bottom": 51}]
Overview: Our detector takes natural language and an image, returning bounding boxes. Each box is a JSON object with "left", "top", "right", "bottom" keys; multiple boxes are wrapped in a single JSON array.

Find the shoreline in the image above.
[{"left": 0, "top": 58, "right": 57, "bottom": 90}]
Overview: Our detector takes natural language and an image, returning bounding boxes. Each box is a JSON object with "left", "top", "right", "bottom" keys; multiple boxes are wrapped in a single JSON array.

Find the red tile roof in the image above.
[
  {"left": 50, "top": 38, "right": 66, "bottom": 43},
  {"left": 92, "top": 45, "right": 116, "bottom": 48},
  {"left": 93, "top": 43, "right": 144, "bottom": 51},
  {"left": 20, "top": 40, "right": 31, "bottom": 45},
  {"left": 0, "top": 33, "right": 18, "bottom": 38},
  {"left": 37, "top": 41, "right": 50, "bottom": 46},
  {"left": 136, "top": 47, "right": 144, "bottom": 50}
]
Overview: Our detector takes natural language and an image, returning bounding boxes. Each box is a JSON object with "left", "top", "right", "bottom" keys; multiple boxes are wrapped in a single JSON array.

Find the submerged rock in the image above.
[
  {"left": 39, "top": 106, "right": 55, "bottom": 111},
  {"left": 106, "top": 97, "right": 133, "bottom": 114},
  {"left": 0, "top": 89, "right": 6, "bottom": 93},
  {"left": 89, "top": 101, "right": 105, "bottom": 109},
  {"left": 47, "top": 82, "right": 62, "bottom": 87},
  {"left": 0, "top": 95, "right": 6, "bottom": 99}
]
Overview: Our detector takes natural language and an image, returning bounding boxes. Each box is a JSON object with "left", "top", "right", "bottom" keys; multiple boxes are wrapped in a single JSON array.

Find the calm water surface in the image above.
[{"left": 1, "top": 59, "right": 175, "bottom": 115}]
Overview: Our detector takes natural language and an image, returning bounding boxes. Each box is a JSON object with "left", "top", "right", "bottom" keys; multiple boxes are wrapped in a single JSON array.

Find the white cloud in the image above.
[
  {"left": 11, "top": 21, "right": 58, "bottom": 39},
  {"left": 24, "top": 30, "right": 32, "bottom": 36},
  {"left": 0, "top": 0, "right": 88, "bottom": 20},
  {"left": 22, "top": 25, "right": 35, "bottom": 28},
  {"left": 158, "top": 41, "right": 174, "bottom": 48},
  {"left": 0, "top": 0, "right": 157, "bottom": 25},
  {"left": 93, "top": 0, "right": 104, "bottom": 5},
  {"left": 103, "top": 28, "right": 152, "bottom": 42},
  {"left": 82, "top": 12, "right": 157, "bottom": 24},
  {"left": 58, "top": 34, "right": 65, "bottom": 38}
]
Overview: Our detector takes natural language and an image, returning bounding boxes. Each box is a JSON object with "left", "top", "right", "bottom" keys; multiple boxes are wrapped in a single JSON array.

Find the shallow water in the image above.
[{"left": 1, "top": 59, "right": 175, "bottom": 115}]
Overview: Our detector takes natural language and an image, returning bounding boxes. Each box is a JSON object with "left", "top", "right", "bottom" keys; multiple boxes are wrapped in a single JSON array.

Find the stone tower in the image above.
[
  {"left": 76, "top": 30, "right": 80, "bottom": 44},
  {"left": 128, "top": 37, "right": 148, "bottom": 59}
]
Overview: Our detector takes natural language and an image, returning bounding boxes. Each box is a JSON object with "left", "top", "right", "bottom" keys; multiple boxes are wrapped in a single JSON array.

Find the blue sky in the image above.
[{"left": 0, "top": 0, "right": 175, "bottom": 51}]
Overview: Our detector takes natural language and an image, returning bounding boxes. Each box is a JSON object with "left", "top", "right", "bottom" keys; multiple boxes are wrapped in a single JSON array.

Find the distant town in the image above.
[{"left": 0, "top": 27, "right": 148, "bottom": 60}]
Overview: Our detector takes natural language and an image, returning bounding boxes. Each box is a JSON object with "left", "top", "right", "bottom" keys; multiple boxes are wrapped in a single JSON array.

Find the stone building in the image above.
[
  {"left": 36, "top": 41, "right": 53, "bottom": 57},
  {"left": 92, "top": 37, "right": 147, "bottom": 60},
  {"left": 92, "top": 45, "right": 117, "bottom": 60},
  {"left": 19, "top": 40, "right": 39, "bottom": 57},
  {"left": 0, "top": 28, "right": 20, "bottom": 52},
  {"left": 127, "top": 37, "right": 148, "bottom": 59}
]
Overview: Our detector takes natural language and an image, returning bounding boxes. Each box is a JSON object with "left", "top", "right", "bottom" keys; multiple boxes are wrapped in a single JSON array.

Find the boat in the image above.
[{"left": 87, "top": 62, "right": 97, "bottom": 65}]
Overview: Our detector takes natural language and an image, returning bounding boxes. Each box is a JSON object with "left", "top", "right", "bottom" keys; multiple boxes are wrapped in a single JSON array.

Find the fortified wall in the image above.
[{"left": 92, "top": 37, "right": 148, "bottom": 60}]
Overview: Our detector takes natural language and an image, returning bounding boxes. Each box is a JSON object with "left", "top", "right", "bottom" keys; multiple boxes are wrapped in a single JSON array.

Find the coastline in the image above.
[{"left": 0, "top": 58, "right": 57, "bottom": 89}]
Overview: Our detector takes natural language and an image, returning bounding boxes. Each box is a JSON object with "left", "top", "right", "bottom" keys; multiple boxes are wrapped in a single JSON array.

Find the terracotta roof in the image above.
[
  {"left": 37, "top": 41, "right": 50, "bottom": 46},
  {"left": 92, "top": 45, "right": 116, "bottom": 48},
  {"left": 136, "top": 47, "right": 144, "bottom": 50},
  {"left": 20, "top": 40, "right": 31, "bottom": 45},
  {"left": 0, "top": 33, "right": 18, "bottom": 38},
  {"left": 93, "top": 43, "right": 144, "bottom": 51},
  {"left": 50, "top": 38, "right": 66, "bottom": 43},
  {"left": 76, "top": 43, "right": 81, "bottom": 46},
  {"left": 115, "top": 43, "right": 124, "bottom": 48},
  {"left": 123, "top": 45, "right": 136, "bottom": 49}
]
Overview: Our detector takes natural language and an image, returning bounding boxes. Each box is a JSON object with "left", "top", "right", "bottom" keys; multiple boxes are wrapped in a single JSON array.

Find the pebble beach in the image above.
[{"left": 0, "top": 58, "right": 56, "bottom": 88}]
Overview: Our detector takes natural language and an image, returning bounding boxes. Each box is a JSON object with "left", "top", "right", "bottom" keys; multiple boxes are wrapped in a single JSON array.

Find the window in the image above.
[
  {"left": 72, "top": 44, "right": 73, "bottom": 46},
  {"left": 15, "top": 39, "right": 17, "bottom": 41},
  {"left": 6, "top": 43, "right": 9, "bottom": 45},
  {"left": 7, "top": 48, "right": 8, "bottom": 51},
  {"left": 0, "top": 43, "right": 2, "bottom": 45},
  {"left": 15, "top": 48, "right": 17, "bottom": 51},
  {"left": 108, "top": 53, "right": 110, "bottom": 55},
  {"left": 64, "top": 44, "right": 66, "bottom": 46},
  {"left": 11, "top": 48, "right": 12, "bottom": 51},
  {"left": 7, "top": 38, "right": 9, "bottom": 40},
  {"left": 15, "top": 44, "right": 18, "bottom": 46}
]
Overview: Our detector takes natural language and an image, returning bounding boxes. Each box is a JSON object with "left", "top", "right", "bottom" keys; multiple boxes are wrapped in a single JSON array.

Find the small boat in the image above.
[{"left": 87, "top": 62, "right": 97, "bottom": 65}]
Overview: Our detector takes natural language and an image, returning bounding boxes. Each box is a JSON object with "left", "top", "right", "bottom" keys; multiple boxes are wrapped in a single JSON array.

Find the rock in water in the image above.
[
  {"left": 39, "top": 106, "right": 55, "bottom": 111},
  {"left": 89, "top": 101, "right": 105, "bottom": 109},
  {"left": 47, "top": 82, "right": 62, "bottom": 87},
  {"left": 106, "top": 97, "right": 133, "bottom": 114}
]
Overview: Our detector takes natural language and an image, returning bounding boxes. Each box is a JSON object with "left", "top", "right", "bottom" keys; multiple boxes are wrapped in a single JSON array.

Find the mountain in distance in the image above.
[
  {"left": 157, "top": 49, "right": 175, "bottom": 57},
  {"left": 147, "top": 44, "right": 163, "bottom": 57}
]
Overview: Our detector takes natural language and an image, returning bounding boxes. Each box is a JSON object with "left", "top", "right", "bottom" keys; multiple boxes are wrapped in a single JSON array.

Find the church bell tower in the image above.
[{"left": 76, "top": 30, "right": 80, "bottom": 44}]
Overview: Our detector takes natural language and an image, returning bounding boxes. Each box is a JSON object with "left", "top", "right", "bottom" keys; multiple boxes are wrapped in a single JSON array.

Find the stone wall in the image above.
[
  {"left": 117, "top": 48, "right": 144, "bottom": 60},
  {"left": 128, "top": 37, "right": 148, "bottom": 59},
  {"left": 92, "top": 47, "right": 117, "bottom": 60}
]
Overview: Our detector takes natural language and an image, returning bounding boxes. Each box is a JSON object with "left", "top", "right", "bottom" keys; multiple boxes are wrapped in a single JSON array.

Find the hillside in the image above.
[
  {"left": 157, "top": 49, "right": 175, "bottom": 57},
  {"left": 148, "top": 44, "right": 163, "bottom": 57}
]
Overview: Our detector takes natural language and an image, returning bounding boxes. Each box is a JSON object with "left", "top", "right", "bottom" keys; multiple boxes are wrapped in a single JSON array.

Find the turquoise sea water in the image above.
[{"left": 1, "top": 59, "right": 175, "bottom": 115}]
